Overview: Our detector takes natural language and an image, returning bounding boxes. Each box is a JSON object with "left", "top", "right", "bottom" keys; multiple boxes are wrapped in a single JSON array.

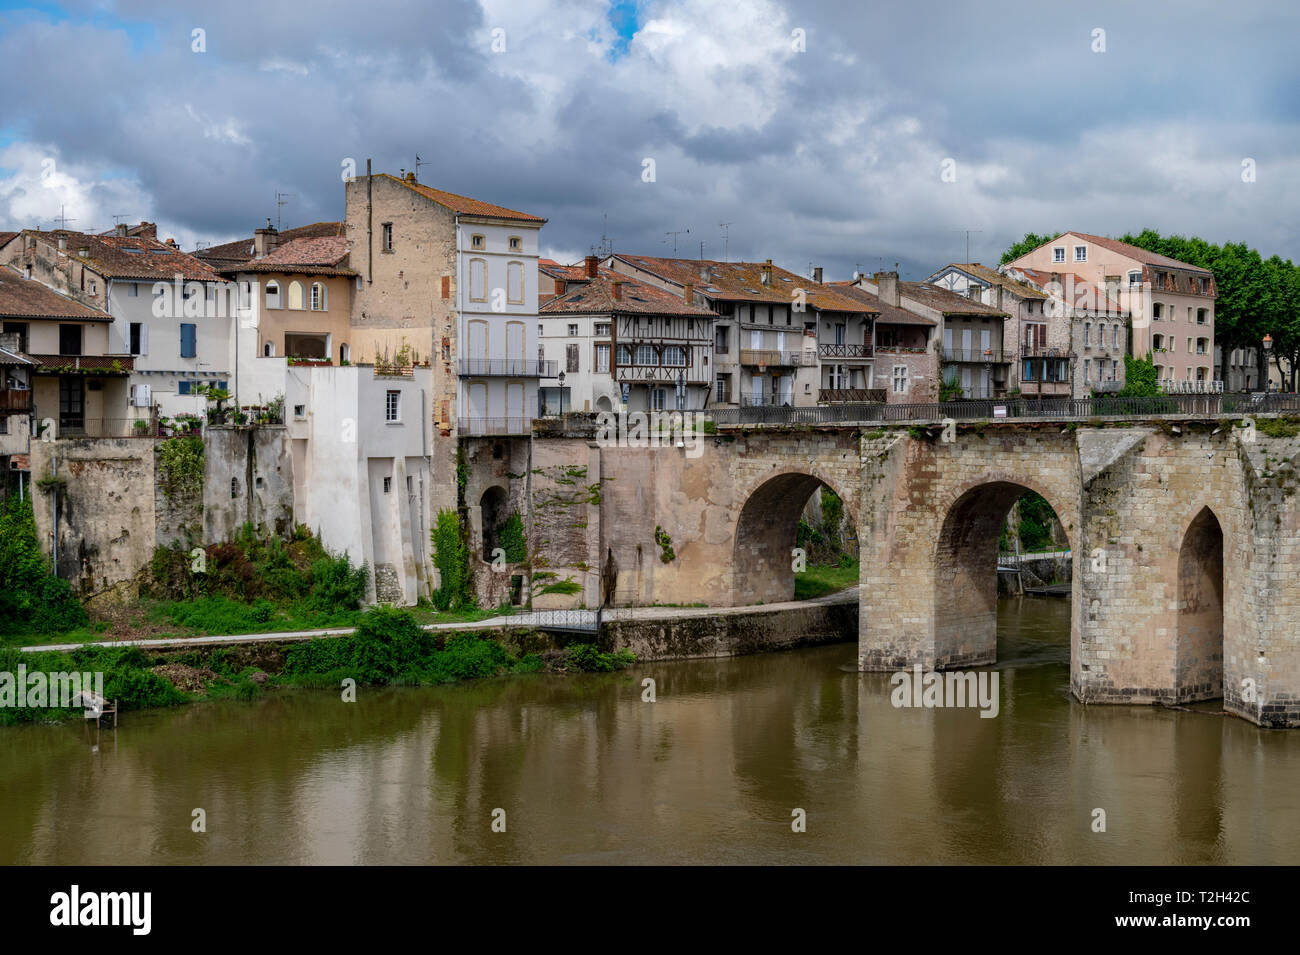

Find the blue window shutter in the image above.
[
  {"left": 181, "top": 323, "right": 196, "bottom": 358},
  {"left": 179, "top": 380, "right": 191, "bottom": 395}
]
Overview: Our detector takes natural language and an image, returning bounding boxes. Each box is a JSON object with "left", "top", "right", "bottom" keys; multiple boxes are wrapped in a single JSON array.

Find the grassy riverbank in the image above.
[
  {"left": 1, "top": 608, "right": 635, "bottom": 726},
  {"left": 793, "top": 559, "right": 860, "bottom": 600}
]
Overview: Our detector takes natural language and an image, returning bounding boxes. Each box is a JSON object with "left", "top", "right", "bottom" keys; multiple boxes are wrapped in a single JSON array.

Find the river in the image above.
[{"left": 4, "top": 597, "right": 1299, "bottom": 865}]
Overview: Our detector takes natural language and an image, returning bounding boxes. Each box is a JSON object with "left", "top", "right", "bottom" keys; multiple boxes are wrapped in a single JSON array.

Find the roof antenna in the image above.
[
  {"left": 719, "top": 222, "right": 733, "bottom": 263},
  {"left": 52, "top": 205, "right": 76, "bottom": 230},
  {"left": 275, "top": 191, "right": 294, "bottom": 231},
  {"left": 414, "top": 154, "right": 429, "bottom": 181},
  {"left": 699, "top": 240, "right": 705, "bottom": 260},
  {"left": 662, "top": 227, "right": 690, "bottom": 254}
]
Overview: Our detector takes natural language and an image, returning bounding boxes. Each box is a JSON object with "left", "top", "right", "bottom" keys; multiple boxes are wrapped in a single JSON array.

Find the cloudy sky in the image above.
[{"left": 0, "top": 0, "right": 1296, "bottom": 280}]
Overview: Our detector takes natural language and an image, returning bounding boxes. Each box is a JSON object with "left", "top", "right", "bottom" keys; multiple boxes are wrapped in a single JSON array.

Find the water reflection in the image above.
[{"left": 3, "top": 598, "right": 1299, "bottom": 864}]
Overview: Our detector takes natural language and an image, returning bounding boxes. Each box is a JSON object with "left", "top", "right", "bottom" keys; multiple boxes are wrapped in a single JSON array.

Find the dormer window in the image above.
[{"left": 471, "top": 234, "right": 485, "bottom": 250}]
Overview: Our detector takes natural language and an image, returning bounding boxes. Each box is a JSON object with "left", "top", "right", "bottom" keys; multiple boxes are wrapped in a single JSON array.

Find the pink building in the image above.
[{"left": 1007, "top": 232, "right": 1216, "bottom": 389}]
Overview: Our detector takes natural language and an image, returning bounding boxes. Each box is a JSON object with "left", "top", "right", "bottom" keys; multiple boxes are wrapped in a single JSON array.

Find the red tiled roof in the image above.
[
  {"left": 24, "top": 231, "right": 222, "bottom": 282},
  {"left": 0, "top": 232, "right": 18, "bottom": 249},
  {"left": 935, "top": 263, "right": 1048, "bottom": 300},
  {"left": 609, "top": 254, "right": 871, "bottom": 312},
  {"left": 828, "top": 282, "right": 935, "bottom": 326},
  {"left": 541, "top": 267, "right": 716, "bottom": 316},
  {"left": 195, "top": 222, "right": 345, "bottom": 268},
  {"left": 224, "top": 236, "right": 356, "bottom": 276},
  {"left": 386, "top": 175, "right": 546, "bottom": 223},
  {"left": 1065, "top": 232, "right": 1213, "bottom": 275},
  {"left": 898, "top": 281, "right": 1010, "bottom": 316},
  {"left": 0, "top": 267, "right": 113, "bottom": 320}
]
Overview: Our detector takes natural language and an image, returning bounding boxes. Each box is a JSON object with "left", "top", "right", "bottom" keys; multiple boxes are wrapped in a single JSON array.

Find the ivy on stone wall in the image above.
[{"left": 157, "top": 436, "right": 205, "bottom": 500}]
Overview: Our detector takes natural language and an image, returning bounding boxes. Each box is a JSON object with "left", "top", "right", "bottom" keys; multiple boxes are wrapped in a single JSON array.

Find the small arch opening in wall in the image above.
[{"left": 230, "top": 477, "right": 239, "bottom": 499}]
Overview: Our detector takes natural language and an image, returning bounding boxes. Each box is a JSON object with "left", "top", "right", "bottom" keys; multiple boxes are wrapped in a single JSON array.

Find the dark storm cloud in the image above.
[{"left": 1, "top": 0, "right": 1298, "bottom": 278}]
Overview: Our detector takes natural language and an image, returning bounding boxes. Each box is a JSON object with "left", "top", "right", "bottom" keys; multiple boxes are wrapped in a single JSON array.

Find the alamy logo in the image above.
[
  {"left": 0, "top": 666, "right": 104, "bottom": 711},
  {"left": 890, "top": 664, "right": 1000, "bottom": 718},
  {"left": 595, "top": 411, "right": 705, "bottom": 459},
  {"left": 50, "top": 885, "right": 151, "bottom": 935}
]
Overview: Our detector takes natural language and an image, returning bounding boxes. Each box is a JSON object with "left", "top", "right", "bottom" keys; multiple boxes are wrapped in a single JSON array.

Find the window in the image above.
[
  {"left": 716, "top": 374, "right": 728, "bottom": 402},
  {"left": 469, "top": 259, "right": 487, "bottom": 301},
  {"left": 567, "top": 323, "right": 578, "bottom": 337},
  {"left": 594, "top": 322, "right": 610, "bottom": 337},
  {"left": 1083, "top": 358, "right": 1090, "bottom": 381},
  {"left": 651, "top": 388, "right": 666, "bottom": 411},
  {"left": 265, "top": 281, "right": 281, "bottom": 309},
  {"left": 127, "top": 282, "right": 138, "bottom": 297},
  {"left": 508, "top": 236, "right": 522, "bottom": 251},
  {"left": 616, "top": 345, "right": 632, "bottom": 366},
  {"left": 1197, "top": 308, "right": 1207, "bottom": 325},
  {"left": 310, "top": 282, "right": 326, "bottom": 310},
  {"left": 58, "top": 324, "right": 83, "bottom": 356},
  {"left": 340, "top": 343, "right": 350, "bottom": 364},
  {"left": 1152, "top": 302, "right": 1162, "bottom": 320},
  {"left": 663, "top": 345, "right": 686, "bottom": 366},
  {"left": 1074, "top": 246, "right": 1087, "bottom": 263},
  {"left": 566, "top": 343, "right": 579, "bottom": 373},
  {"left": 715, "top": 325, "right": 730, "bottom": 353},
  {"left": 1111, "top": 359, "right": 1118, "bottom": 381},
  {"left": 507, "top": 261, "right": 524, "bottom": 304},
  {"left": 1053, "top": 247, "right": 1066, "bottom": 263},
  {"left": 1128, "top": 270, "right": 1142, "bottom": 286},
  {"left": 287, "top": 281, "right": 305, "bottom": 310},
  {"left": 595, "top": 343, "right": 610, "bottom": 373},
  {"left": 471, "top": 234, "right": 485, "bottom": 250},
  {"left": 129, "top": 322, "right": 145, "bottom": 355},
  {"left": 1083, "top": 323, "right": 1090, "bottom": 346},
  {"left": 1023, "top": 359, "right": 1037, "bottom": 381},
  {"left": 263, "top": 341, "right": 275, "bottom": 357},
  {"left": 891, "top": 365, "right": 908, "bottom": 394},
  {"left": 383, "top": 476, "right": 392, "bottom": 493},
  {"left": 382, "top": 223, "right": 393, "bottom": 253},
  {"left": 1154, "top": 334, "right": 1164, "bottom": 351},
  {"left": 635, "top": 344, "right": 656, "bottom": 365},
  {"left": 1112, "top": 325, "right": 1118, "bottom": 348},
  {"left": 385, "top": 390, "right": 400, "bottom": 422},
  {"left": 1187, "top": 337, "right": 1194, "bottom": 354},
  {"left": 293, "top": 404, "right": 306, "bottom": 418},
  {"left": 180, "top": 323, "right": 197, "bottom": 358}
]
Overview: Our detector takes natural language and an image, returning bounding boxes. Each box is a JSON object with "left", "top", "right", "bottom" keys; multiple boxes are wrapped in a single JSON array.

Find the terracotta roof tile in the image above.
[
  {"left": 937, "top": 263, "right": 1048, "bottom": 300},
  {"left": 224, "top": 236, "right": 356, "bottom": 276},
  {"left": 386, "top": 175, "right": 546, "bottom": 223},
  {"left": 0, "top": 267, "right": 113, "bottom": 320},
  {"left": 609, "top": 254, "right": 871, "bottom": 313},
  {"left": 827, "top": 282, "right": 936, "bottom": 326},
  {"left": 541, "top": 267, "right": 716, "bottom": 316},
  {"left": 1011, "top": 267, "right": 1126, "bottom": 312},
  {"left": 898, "top": 281, "right": 1009, "bottom": 316},
  {"left": 195, "top": 221, "right": 345, "bottom": 268},
  {"left": 24, "top": 231, "right": 223, "bottom": 282},
  {"left": 1066, "top": 232, "right": 1213, "bottom": 275}
]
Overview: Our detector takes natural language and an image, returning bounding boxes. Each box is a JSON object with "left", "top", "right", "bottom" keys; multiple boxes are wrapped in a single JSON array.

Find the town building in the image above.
[
  {"left": 0, "top": 264, "right": 131, "bottom": 438},
  {"left": 539, "top": 257, "right": 716, "bottom": 413},
  {"left": 0, "top": 226, "right": 232, "bottom": 419},
  {"left": 604, "top": 255, "right": 874, "bottom": 407},
  {"left": 1005, "top": 232, "right": 1216, "bottom": 391}
]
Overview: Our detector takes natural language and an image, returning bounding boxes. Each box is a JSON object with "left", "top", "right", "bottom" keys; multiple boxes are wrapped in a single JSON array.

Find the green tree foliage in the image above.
[
  {"left": 499, "top": 512, "right": 527, "bottom": 563},
  {"left": 0, "top": 495, "right": 87, "bottom": 636},
  {"left": 1118, "top": 353, "right": 1160, "bottom": 397},
  {"left": 1000, "top": 232, "right": 1062, "bottom": 264},
  {"left": 432, "top": 509, "right": 471, "bottom": 610},
  {"left": 819, "top": 488, "right": 844, "bottom": 548},
  {"left": 1016, "top": 492, "right": 1057, "bottom": 552}
]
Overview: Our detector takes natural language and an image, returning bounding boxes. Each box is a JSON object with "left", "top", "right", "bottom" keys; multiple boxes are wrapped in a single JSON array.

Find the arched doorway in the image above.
[
  {"left": 1175, "top": 506, "right": 1224, "bottom": 702},
  {"left": 479, "top": 486, "right": 508, "bottom": 561},
  {"left": 934, "top": 481, "right": 1071, "bottom": 667},
  {"left": 732, "top": 472, "right": 855, "bottom": 605}
]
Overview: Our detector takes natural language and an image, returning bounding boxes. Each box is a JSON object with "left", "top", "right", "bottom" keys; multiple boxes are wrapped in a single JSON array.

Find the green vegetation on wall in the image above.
[
  {"left": 0, "top": 494, "right": 87, "bottom": 637},
  {"left": 157, "top": 436, "right": 205, "bottom": 499},
  {"left": 499, "top": 512, "right": 528, "bottom": 563},
  {"left": 432, "top": 509, "right": 472, "bottom": 611}
]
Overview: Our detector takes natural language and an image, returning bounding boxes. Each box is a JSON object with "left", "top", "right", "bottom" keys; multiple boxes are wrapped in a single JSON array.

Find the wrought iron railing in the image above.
[
  {"left": 818, "top": 343, "right": 873, "bottom": 359},
  {"left": 459, "top": 358, "right": 558, "bottom": 377},
  {"left": 458, "top": 416, "right": 533, "bottom": 435}
]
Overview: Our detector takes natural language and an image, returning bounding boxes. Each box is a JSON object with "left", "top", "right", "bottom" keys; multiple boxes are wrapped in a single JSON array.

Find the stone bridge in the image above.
[{"left": 462, "top": 413, "right": 1300, "bottom": 728}]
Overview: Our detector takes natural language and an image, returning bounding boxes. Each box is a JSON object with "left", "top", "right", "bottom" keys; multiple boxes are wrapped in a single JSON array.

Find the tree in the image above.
[
  {"left": 1118, "top": 353, "right": 1160, "bottom": 397},
  {"left": 1000, "top": 232, "right": 1062, "bottom": 265}
]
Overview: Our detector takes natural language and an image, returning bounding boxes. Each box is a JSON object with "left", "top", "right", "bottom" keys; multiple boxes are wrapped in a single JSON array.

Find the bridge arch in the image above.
[
  {"left": 931, "top": 476, "right": 1074, "bottom": 667},
  {"left": 732, "top": 467, "right": 857, "bottom": 606},
  {"left": 1175, "top": 504, "right": 1224, "bottom": 702}
]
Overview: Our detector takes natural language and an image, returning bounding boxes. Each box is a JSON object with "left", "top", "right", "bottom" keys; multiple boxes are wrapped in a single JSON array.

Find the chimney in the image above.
[
  {"left": 683, "top": 282, "right": 694, "bottom": 303},
  {"left": 874, "top": 270, "right": 899, "bottom": 307},
  {"left": 585, "top": 254, "right": 598, "bottom": 278},
  {"left": 995, "top": 285, "right": 1004, "bottom": 310},
  {"left": 164, "top": 238, "right": 178, "bottom": 249},
  {"left": 760, "top": 259, "right": 773, "bottom": 286},
  {"left": 813, "top": 266, "right": 823, "bottom": 284},
  {"left": 405, "top": 171, "right": 417, "bottom": 182},
  {"left": 138, "top": 221, "right": 157, "bottom": 239},
  {"left": 253, "top": 221, "right": 279, "bottom": 258},
  {"left": 700, "top": 264, "right": 713, "bottom": 283},
  {"left": 58, "top": 236, "right": 67, "bottom": 251},
  {"left": 115, "top": 223, "right": 128, "bottom": 237},
  {"left": 611, "top": 280, "right": 623, "bottom": 301}
]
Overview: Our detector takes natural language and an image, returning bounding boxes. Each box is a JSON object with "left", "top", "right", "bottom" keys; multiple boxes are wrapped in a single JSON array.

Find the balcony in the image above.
[
  {"left": 1020, "top": 344, "right": 1072, "bottom": 359},
  {"left": 613, "top": 364, "right": 709, "bottom": 384},
  {"left": 0, "top": 388, "right": 32, "bottom": 413},
  {"left": 819, "top": 388, "right": 886, "bottom": 403},
  {"left": 818, "top": 343, "right": 874, "bottom": 360},
  {"left": 739, "top": 349, "right": 809, "bottom": 367},
  {"left": 942, "top": 347, "right": 1006, "bottom": 363},
  {"left": 459, "top": 358, "right": 557, "bottom": 377},
  {"left": 458, "top": 416, "right": 533, "bottom": 436}
]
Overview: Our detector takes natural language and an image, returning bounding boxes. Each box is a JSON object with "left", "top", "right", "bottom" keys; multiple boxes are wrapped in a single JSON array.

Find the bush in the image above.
[
  {"left": 0, "top": 496, "right": 87, "bottom": 636},
  {"left": 564, "top": 643, "right": 636, "bottom": 672},
  {"left": 432, "top": 509, "right": 471, "bottom": 611},
  {"left": 499, "top": 512, "right": 527, "bottom": 563},
  {"left": 307, "top": 553, "right": 369, "bottom": 613},
  {"left": 105, "top": 668, "right": 187, "bottom": 711}
]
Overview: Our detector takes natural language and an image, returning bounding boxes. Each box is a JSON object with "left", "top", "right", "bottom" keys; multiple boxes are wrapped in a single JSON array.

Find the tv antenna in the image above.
[
  {"left": 52, "top": 205, "right": 76, "bottom": 230},
  {"left": 275, "top": 191, "right": 295, "bottom": 231},
  {"left": 719, "top": 222, "right": 733, "bottom": 262},
  {"left": 955, "top": 229, "right": 984, "bottom": 263},
  {"left": 663, "top": 227, "right": 690, "bottom": 254},
  {"left": 699, "top": 240, "right": 705, "bottom": 260},
  {"left": 595, "top": 212, "right": 613, "bottom": 257},
  {"left": 112, "top": 214, "right": 132, "bottom": 226},
  {"left": 415, "top": 154, "right": 429, "bottom": 180}
]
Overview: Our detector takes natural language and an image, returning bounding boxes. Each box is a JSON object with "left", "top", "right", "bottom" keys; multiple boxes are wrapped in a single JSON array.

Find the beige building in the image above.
[{"left": 1007, "top": 232, "right": 1216, "bottom": 390}]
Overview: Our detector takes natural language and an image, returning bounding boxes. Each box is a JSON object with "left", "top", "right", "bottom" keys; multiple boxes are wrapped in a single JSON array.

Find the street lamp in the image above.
[
  {"left": 983, "top": 347, "right": 993, "bottom": 399},
  {"left": 1263, "top": 334, "right": 1274, "bottom": 393},
  {"left": 557, "top": 370, "right": 567, "bottom": 414}
]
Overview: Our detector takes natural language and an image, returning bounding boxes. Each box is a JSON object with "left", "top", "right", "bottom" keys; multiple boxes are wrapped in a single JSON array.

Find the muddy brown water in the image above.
[{"left": 3, "top": 598, "right": 1298, "bottom": 864}]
